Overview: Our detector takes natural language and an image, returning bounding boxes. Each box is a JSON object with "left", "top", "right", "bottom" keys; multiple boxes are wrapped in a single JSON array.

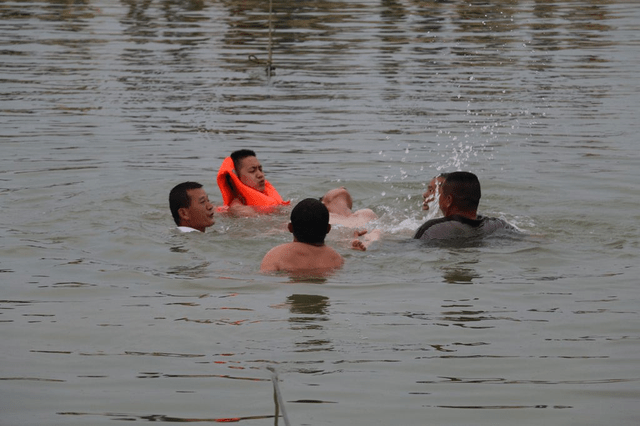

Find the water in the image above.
[{"left": 1, "top": 1, "right": 640, "bottom": 425}]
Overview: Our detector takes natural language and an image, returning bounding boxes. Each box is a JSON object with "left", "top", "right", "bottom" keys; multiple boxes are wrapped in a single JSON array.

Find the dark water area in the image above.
[{"left": 1, "top": 1, "right": 640, "bottom": 425}]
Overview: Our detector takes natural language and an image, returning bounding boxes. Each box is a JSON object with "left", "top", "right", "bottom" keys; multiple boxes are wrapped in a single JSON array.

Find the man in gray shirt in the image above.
[{"left": 413, "top": 171, "right": 517, "bottom": 242}]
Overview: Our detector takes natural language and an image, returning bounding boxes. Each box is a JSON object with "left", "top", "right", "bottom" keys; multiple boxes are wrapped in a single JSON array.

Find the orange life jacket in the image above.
[{"left": 216, "top": 156, "right": 289, "bottom": 210}]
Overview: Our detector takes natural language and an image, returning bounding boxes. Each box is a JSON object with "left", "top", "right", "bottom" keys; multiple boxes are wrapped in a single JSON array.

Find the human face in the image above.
[
  {"left": 181, "top": 188, "right": 215, "bottom": 232},
  {"left": 422, "top": 176, "right": 445, "bottom": 211},
  {"left": 237, "top": 156, "right": 265, "bottom": 192}
]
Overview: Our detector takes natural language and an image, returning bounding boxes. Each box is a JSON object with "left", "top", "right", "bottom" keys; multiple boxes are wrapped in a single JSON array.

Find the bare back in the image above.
[{"left": 260, "top": 242, "right": 344, "bottom": 274}]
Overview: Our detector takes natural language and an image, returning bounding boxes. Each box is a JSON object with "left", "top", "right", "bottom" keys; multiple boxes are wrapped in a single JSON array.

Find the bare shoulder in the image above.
[
  {"left": 261, "top": 242, "right": 343, "bottom": 273},
  {"left": 265, "top": 242, "right": 297, "bottom": 257},
  {"left": 260, "top": 243, "right": 293, "bottom": 272},
  {"left": 316, "top": 245, "right": 344, "bottom": 269},
  {"left": 326, "top": 245, "right": 344, "bottom": 261}
]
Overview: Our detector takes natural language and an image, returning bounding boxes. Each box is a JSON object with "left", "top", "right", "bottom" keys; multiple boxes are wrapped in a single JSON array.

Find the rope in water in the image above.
[
  {"left": 268, "top": 367, "right": 291, "bottom": 426},
  {"left": 248, "top": 0, "right": 275, "bottom": 76}
]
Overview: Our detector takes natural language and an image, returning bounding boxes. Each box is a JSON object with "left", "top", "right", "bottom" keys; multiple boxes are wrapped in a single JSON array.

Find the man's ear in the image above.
[
  {"left": 326, "top": 224, "right": 332, "bottom": 234},
  {"left": 178, "top": 207, "right": 190, "bottom": 224},
  {"left": 287, "top": 223, "right": 294, "bottom": 233},
  {"left": 442, "top": 194, "right": 452, "bottom": 209}
]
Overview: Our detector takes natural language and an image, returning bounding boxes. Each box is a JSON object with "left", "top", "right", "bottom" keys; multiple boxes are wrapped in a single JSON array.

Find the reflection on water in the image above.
[
  {"left": 58, "top": 411, "right": 277, "bottom": 423},
  {"left": 287, "top": 293, "right": 330, "bottom": 317},
  {"left": 287, "top": 294, "right": 332, "bottom": 353},
  {"left": 166, "top": 260, "right": 211, "bottom": 278},
  {"left": 0, "top": 0, "right": 625, "bottom": 151},
  {"left": 287, "top": 274, "right": 329, "bottom": 284},
  {"left": 441, "top": 263, "right": 482, "bottom": 284}
]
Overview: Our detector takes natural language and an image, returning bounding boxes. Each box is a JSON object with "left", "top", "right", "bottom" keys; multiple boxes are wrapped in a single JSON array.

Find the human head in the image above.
[
  {"left": 169, "top": 182, "right": 215, "bottom": 232},
  {"left": 439, "top": 171, "right": 481, "bottom": 216},
  {"left": 289, "top": 198, "right": 331, "bottom": 245},
  {"left": 423, "top": 172, "right": 449, "bottom": 211},
  {"left": 230, "top": 149, "right": 265, "bottom": 192},
  {"left": 320, "top": 186, "right": 353, "bottom": 214}
]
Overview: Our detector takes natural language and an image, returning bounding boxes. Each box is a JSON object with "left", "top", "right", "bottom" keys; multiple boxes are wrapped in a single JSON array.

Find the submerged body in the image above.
[{"left": 321, "top": 186, "right": 380, "bottom": 250}]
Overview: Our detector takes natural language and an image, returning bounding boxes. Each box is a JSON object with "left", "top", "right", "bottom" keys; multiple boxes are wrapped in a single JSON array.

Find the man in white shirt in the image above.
[{"left": 169, "top": 182, "right": 215, "bottom": 233}]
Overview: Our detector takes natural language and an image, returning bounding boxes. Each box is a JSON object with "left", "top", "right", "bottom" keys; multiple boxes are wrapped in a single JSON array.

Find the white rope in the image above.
[{"left": 268, "top": 367, "right": 291, "bottom": 426}]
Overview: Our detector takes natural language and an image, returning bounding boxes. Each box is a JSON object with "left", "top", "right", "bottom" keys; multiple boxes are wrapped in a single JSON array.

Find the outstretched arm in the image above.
[
  {"left": 351, "top": 229, "right": 382, "bottom": 251},
  {"left": 228, "top": 198, "right": 260, "bottom": 217}
]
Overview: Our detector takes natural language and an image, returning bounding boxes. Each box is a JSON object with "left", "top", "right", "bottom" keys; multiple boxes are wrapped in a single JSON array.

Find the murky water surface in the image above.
[{"left": 1, "top": 1, "right": 640, "bottom": 425}]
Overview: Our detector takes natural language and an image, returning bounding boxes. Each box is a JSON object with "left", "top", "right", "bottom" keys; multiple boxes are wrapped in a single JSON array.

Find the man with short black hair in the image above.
[
  {"left": 216, "top": 149, "right": 289, "bottom": 216},
  {"left": 414, "top": 171, "right": 517, "bottom": 241},
  {"left": 230, "top": 149, "right": 265, "bottom": 194},
  {"left": 261, "top": 198, "right": 344, "bottom": 273},
  {"left": 169, "top": 182, "right": 215, "bottom": 233}
]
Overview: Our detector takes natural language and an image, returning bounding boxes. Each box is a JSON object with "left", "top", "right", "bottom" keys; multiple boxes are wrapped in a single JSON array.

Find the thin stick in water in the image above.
[{"left": 268, "top": 367, "right": 291, "bottom": 426}]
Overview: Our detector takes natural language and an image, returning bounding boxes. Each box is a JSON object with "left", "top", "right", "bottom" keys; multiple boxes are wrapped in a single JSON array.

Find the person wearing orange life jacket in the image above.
[{"left": 216, "top": 149, "right": 289, "bottom": 216}]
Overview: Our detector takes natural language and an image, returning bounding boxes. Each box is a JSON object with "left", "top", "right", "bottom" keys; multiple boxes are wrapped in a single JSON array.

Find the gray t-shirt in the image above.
[{"left": 413, "top": 214, "right": 518, "bottom": 241}]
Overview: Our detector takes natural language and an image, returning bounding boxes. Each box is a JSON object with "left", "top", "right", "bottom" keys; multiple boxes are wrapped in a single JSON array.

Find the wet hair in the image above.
[
  {"left": 442, "top": 171, "right": 481, "bottom": 212},
  {"left": 230, "top": 149, "right": 257, "bottom": 172},
  {"left": 169, "top": 181, "right": 202, "bottom": 226},
  {"left": 290, "top": 198, "right": 330, "bottom": 245},
  {"left": 433, "top": 172, "right": 450, "bottom": 188}
]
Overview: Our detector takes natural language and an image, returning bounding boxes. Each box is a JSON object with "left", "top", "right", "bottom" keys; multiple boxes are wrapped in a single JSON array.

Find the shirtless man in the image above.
[
  {"left": 169, "top": 182, "right": 215, "bottom": 233},
  {"left": 260, "top": 198, "right": 344, "bottom": 274},
  {"left": 320, "top": 186, "right": 381, "bottom": 251}
]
